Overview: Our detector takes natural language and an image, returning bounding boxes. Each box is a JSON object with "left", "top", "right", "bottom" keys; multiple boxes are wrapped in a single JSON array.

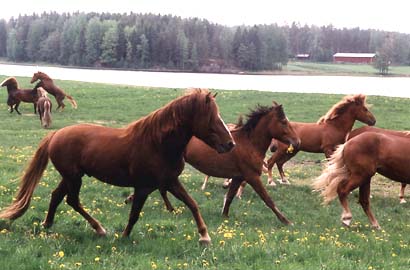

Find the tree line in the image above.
[{"left": 0, "top": 12, "right": 409, "bottom": 72}]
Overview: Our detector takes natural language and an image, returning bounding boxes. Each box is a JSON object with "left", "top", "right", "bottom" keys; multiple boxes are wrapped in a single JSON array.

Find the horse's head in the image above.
[
  {"left": 267, "top": 101, "right": 300, "bottom": 150},
  {"left": 30, "top": 71, "right": 43, "bottom": 83},
  {"left": 192, "top": 91, "right": 235, "bottom": 153},
  {"left": 350, "top": 94, "right": 376, "bottom": 126},
  {"left": 1, "top": 77, "right": 19, "bottom": 91},
  {"left": 37, "top": 87, "right": 48, "bottom": 97}
]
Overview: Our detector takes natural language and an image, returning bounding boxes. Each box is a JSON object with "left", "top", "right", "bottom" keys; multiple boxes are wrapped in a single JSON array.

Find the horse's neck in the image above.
[
  {"left": 6, "top": 86, "right": 16, "bottom": 93},
  {"left": 246, "top": 119, "right": 273, "bottom": 155},
  {"left": 327, "top": 111, "right": 356, "bottom": 133}
]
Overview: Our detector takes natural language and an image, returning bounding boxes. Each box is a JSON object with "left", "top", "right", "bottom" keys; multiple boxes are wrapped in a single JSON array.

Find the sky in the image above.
[{"left": 0, "top": 0, "right": 409, "bottom": 34}]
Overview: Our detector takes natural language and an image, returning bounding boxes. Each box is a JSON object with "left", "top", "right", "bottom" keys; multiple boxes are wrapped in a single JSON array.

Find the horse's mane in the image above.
[
  {"left": 317, "top": 94, "right": 366, "bottom": 124},
  {"left": 241, "top": 104, "right": 284, "bottom": 134},
  {"left": 126, "top": 88, "right": 213, "bottom": 143},
  {"left": 0, "top": 77, "right": 19, "bottom": 89}
]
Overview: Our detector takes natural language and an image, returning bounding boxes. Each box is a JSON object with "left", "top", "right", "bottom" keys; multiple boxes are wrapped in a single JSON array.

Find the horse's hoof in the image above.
[
  {"left": 96, "top": 227, "right": 107, "bottom": 236},
  {"left": 42, "top": 221, "right": 52, "bottom": 228},
  {"left": 400, "top": 199, "right": 407, "bottom": 204},
  {"left": 199, "top": 237, "right": 211, "bottom": 246},
  {"left": 342, "top": 218, "right": 352, "bottom": 227},
  {"left": 267, "top": 181, "right": 277, "bottom": 187}
]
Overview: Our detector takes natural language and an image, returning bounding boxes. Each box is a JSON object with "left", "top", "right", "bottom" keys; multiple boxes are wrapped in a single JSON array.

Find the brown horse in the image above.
[
  {"left": 0, "top": 89, "right": 234, "bottom": 244},
  {"left": 266, "top": 94, "right": 376, "bottom": 185},
  {"left": 347, "top": 126, "right": 410, "bottom": 203},
  {"left": 313, "top": 131, "right": 410, "bottom": 229},
  {"left": 184, "top": 102, "right": 300, "bottom": 225},
  {"left": 30, "top": 71, "right": 77, "bottom": 111},
  {"left": 36, "top": 87, "right": 52, "bottom": 128},
  {"left": 1, "top": 77, "right": 38, "bottom": 114}
]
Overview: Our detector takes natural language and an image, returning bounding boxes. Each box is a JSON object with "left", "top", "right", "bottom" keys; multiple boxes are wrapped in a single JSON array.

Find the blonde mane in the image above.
[{"left": 317, "top": 94, "right": 367, "bottom": 124}]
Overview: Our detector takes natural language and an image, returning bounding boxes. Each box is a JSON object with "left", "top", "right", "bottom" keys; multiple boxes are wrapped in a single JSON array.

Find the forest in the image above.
[{"left": 0, "top": 12, "right": 409, "bottom": 71}]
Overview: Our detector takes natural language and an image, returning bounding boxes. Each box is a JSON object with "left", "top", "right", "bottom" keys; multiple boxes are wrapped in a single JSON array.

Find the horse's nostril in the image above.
[{"left": 228, "top": 141, "right": 235, "bottom": 149}]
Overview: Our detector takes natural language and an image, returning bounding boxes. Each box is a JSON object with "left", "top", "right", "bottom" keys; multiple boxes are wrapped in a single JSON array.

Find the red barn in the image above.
[{"left": 333, "top": 53, "right": 376, "bottom": 64}]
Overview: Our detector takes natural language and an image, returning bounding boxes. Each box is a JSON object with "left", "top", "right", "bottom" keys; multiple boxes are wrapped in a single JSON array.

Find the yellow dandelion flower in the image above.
[
  {"left": 223, "top": 232, "right": 233, "bottom": 239},
  {"left": 94, "top": 257, "right": 100, "bottom": 262},
  {"left": 151, "top": 261, "right": 158, "bottom": 270},
  {"left": 75, "top": 262, "right": 82, "bottom": 267},
  {"left": 58, "top": 251, "right": 65, "bottom": 258}
]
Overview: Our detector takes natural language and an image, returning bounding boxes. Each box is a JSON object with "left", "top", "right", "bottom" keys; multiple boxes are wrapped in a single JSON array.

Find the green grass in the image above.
[
  {"left": 285, "top": 61, "right": 410, "bottom": 76},
  {"left": 1, "top": 75, "right": 410, "bottom": 269}
]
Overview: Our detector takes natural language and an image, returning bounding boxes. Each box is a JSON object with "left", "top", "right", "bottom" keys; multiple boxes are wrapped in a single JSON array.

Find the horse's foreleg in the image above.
[
  {"left": 43, "top": 180, "right": 68, "bottom": 228},
  {"left": 201, "top": 175, "right": 210, "bottom": 190},
  {"left": 33, "top": 103, "right": 37, "bottom": 114},
  {"left": 14, "top": 103, "right": 21, "bottom": 115},
  {"left": 65, "top": 177, "right": 106, "bottom": 236},
  {"left": 359, "top": 180, "right": 380, "bottom": 229},
  {"left": 168, "top": 179, "right": 210, "bottom": 245},
  {"left": 266, "top": 156, "right": 276, "bottom": 186},
  {"left": 277, "top": 161, "right": 290, "bottom": 185},
  {"left": 222, "top": 177, "right": 244, "bottom": 217},
  {"left": 123, "top": 187, "right": 154, "bottom": 237},
  {"left": 247, "top": 177, "right": 292, "bottom": 225},
  {"left": 400, "top": 183, "right": 407, "bottom": 204}
]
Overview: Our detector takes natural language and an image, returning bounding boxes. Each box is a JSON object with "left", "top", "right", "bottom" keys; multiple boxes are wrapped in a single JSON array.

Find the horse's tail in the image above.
[
  {"left": 312, "top": 143, "right": 350, "bottom": 204},
  {"left": 65, "top": 94, "right": 77, "bottom": 109},
  {"left": 0, "top": 132, "right": 55, "bottom": 220},
  {"left": 43, "top": 100, "right": 52, "bottom": 128}
]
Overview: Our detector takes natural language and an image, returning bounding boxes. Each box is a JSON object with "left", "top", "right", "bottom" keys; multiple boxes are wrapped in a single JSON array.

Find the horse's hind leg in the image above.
[
  {"left": 201, "top": 175, "right": 210, "bottom": 190},
  {"left": 65, "top": 177, "right": 106, "bottom": 236},
  {"left": 123, "top": 187, "right": 154, "bottom": 237},
  {"left": 399, "top": 183, "right": 407, "bottom": 204},
  {"left": 168, "top": 179, "right": 210, "bottom": 245},
  {"left": 14, "top": 102, "right": 21, "bottom": 115},
  {"left": 43, "top": 180, "right": 68, "bottom": 228},
  {"left": 160, "top": 190, "right": 174, "bottom": 212},
  {"left": 337, "top": 174, "right": 362, "bottom": 227},
  {"left": 358, "top": 179, "right": 380, "bottom": 229},
  {"left": 222, "top": 176, "right": 244, "bottom": 217}
]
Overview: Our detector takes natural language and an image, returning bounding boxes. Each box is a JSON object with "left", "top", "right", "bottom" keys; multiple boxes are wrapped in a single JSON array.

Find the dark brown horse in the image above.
[
  {"left": 313, "top": 131, "right": 410, "bottom": 229},
  {"left": 184, "top": 102, "right": 300, "bottom": 225},
  {"left": 36, "top": 87, "right": 52, "bottom": 128},
  {"left": 1, "top": 77, "right": 38, "bottom": 114},
  {"left": 30, "top": 71, "right": 77, "bottom": 111},
  {"left": 0, "top": 89, "right": 234, "bottom": 244},
  {"left": 266, "top": 94, "right": 376, "bottom": 185},
  {"left": 347, "top": 126, "right": 410, "bottom": 203}
]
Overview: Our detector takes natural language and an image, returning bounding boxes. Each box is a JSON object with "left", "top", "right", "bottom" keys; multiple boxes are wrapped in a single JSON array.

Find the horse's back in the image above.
[{"left": 345, "top": 132, "right": 410, "bottom": 181}]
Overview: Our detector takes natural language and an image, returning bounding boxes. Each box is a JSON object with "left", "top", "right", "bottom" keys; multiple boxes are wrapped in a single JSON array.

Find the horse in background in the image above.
[
  {"left": 313, "top": 131, "right": 410, "bottom": 229},
  {"left": 266, "top": 94, "right": 376, "bottom": 185},
  {"left": 347, "top": 126, "right": 410, "bottom": 203},
  {"left": 0, "top": 89, "right": 234, "bottom": 245},
  {"left": 36, "top": 87, "right": 52, "bottom": 128},
  {"left": 30, "top": 71, "right": 77, "bottom": 111},
  {"left": 184, "top": 102, "right": 300, "bottom": 225},
  {"left": 1, "top": 77, "right": 38, "bottom": 114}
]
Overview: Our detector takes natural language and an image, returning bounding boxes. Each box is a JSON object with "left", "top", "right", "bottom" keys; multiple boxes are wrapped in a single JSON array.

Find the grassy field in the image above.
[
  {"left": 1, "top": 76, "right": 410, "bottom": 269},
  {"left": 285, "top": 61, "right": 410, "bottom": 76}
]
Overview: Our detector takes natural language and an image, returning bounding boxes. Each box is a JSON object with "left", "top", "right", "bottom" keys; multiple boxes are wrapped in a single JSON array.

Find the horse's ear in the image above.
[
  {"left": 213, "top": 92, "right": 218, "bottom": 98},
  {"left": 206, "top": 92, "right": 212, "bottom": 103},
  {"left": 272, "top": 100, "right": 279, "bottom": 107}
]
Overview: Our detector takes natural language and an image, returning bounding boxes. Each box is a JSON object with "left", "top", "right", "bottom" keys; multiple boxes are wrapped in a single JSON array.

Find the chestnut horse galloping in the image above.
[
  {"left": 267, "top": 94, "right": 376, "bottom": 185},
  {"left": 1, "top": 77, "right": 38, "bottom": 114},
  {"left": 185, "top": 102, "right": 300, "bottom": 225},
  {"left": 0, "top": 89, "right": 234, "bottom": 244},
  {"left": 36, "top": 87, "right": 52, "bottom": 128},
  {"left": 30, "top": 71, "right": 77, "bottom": 111},
  {"left": 347, "top": 126, "right": 410, "bottom": 203},
  {"left": 313, "top": 131, "right": 410, "bottom": 229}
]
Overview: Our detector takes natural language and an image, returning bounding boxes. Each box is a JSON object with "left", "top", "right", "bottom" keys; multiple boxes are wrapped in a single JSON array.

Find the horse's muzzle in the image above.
[{"left": 216, "top": 140, "right": 235, "bottom": 153}]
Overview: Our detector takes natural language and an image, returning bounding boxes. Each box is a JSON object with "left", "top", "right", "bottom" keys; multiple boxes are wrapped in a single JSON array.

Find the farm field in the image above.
[{"left": 1, "top": 75, "right": 410, "bottom": 269}]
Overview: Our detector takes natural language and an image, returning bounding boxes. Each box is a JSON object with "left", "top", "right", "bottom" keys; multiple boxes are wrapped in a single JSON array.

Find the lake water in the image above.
[{"left": 0, "top": 63, "right": 409, "bottom": 98}]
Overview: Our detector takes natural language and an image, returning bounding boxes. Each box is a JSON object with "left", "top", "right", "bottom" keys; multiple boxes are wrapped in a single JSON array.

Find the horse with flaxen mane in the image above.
[
  {"left": 1, "top": 77, "right": 38, "bottom": 114},
  {"left": 266, "top": 94, "right": 376, "bottom": 185},
  {"left": 30, "top": 71, "right": 77, "bottom": 111},
  {"left": 347, "top": 126, "right": 410, "bottom": 203},
  {"left": 313, "top": 131, "right": 410, "bottom": 229},
  {"left": 184, "top": 102, "right": 300, "bottom": 225},
  {"left": 36, "top": 87, "right": 52, "bottom": 128},
  {"left": 0, "top": 89, "right": 234, "bottom": 245}
]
